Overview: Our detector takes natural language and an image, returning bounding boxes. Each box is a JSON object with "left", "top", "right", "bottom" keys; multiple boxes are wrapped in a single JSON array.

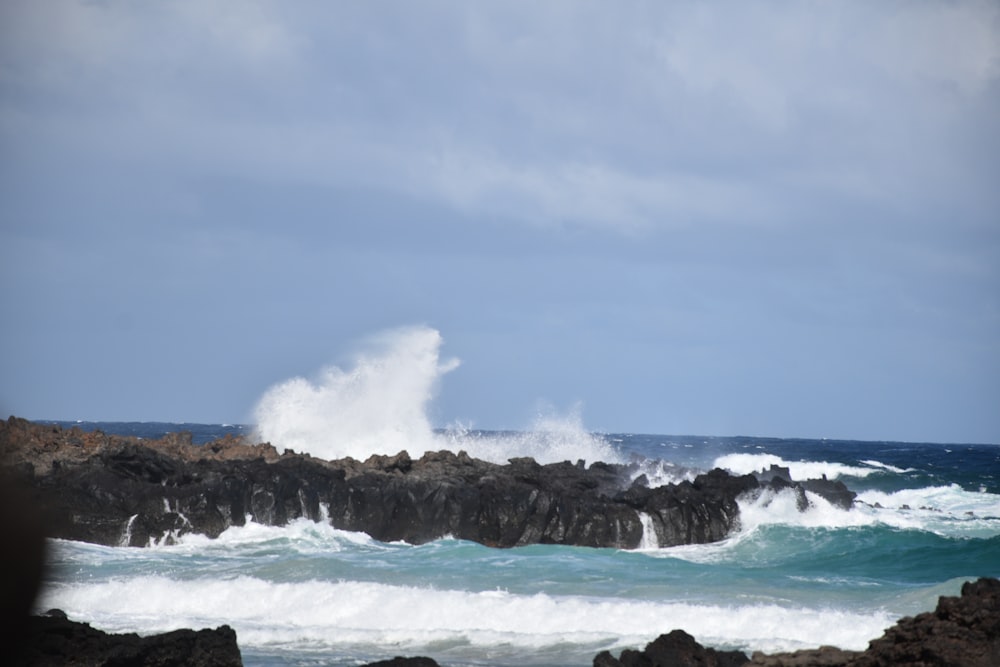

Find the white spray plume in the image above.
[
  {"left": 252, "top": 326, "right": 621, "bottom": 466},
  {"left": 253, "top": 325, "right": 458, "bottom": 460}
]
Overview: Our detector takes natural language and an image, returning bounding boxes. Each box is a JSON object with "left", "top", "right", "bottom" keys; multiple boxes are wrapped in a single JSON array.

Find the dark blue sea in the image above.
[{"left": 38, "top": 420, "right": 1000, "bottom": 666}]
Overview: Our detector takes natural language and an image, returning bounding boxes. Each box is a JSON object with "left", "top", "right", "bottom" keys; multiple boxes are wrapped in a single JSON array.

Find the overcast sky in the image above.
[{"left": 1, "top": 1, "right": 998, "bottom": 443}]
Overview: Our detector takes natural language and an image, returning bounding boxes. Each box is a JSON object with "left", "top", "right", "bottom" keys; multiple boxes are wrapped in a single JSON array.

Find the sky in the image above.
[{"left": 1, "top": 1, "right": 998, "bottom": 444}]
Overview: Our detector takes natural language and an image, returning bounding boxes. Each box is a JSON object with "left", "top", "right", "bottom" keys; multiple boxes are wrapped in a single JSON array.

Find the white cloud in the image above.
[{"left": 2, "top": 1, "right": 997, "bottom": 237}]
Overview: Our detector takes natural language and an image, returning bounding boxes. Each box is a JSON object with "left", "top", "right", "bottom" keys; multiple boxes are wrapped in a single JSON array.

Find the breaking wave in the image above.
[{"left": 253, "top": 326, "right": 620, "bottom": 466}]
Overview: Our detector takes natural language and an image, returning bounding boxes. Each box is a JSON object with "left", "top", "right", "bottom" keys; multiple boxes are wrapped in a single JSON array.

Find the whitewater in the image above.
[{"left": 37, "top": 327, "right": 1000, "bottom": 666}]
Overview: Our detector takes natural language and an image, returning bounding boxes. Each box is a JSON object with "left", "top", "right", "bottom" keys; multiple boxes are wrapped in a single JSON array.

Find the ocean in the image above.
[{"left": 35, "top": 422, "right": 1000, "bottom": 666}]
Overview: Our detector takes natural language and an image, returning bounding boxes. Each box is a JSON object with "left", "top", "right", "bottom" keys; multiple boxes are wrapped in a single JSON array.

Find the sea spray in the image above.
[
  {"left": 713, "top": 452, "right": 882, "bottom": 480},
  {"left": 253, "top": 326, "right": 621, "bottom": 465},
  {"left": 253, "top": 326, "right": 459, "bottom": 460},
  {"left": 439, "top": 406, "right": 623, "bottom": 465},
  {"left": 40, "top": 573, "right": 895, "bottom": 657}
]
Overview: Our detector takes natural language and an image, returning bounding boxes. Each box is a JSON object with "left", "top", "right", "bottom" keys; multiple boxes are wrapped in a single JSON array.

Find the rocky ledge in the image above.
[
  {"left": 13, "top": 610, "right": 439, "bottom": 667},
  {"left": 1, "top": 417, "right": 855, "bottom": 550},
  {"left": 11, "top": 610, "right": 242, "bottom": 667},
  {"left": 596, "top": 577, "right": 1000, "bottom": 667}
]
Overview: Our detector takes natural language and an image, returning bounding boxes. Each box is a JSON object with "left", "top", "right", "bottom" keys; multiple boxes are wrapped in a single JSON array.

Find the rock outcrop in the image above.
[
  {"left": 595, "top": 629, "right": 749, "bottom": 667},
  {"left": 361, "top": 658, "right": 441, "bottom": 667},
  {"left": 11, "top": 610, "right": 242, "bottom": 667},
  {"left": 598, "top": 577, "right": 1000, "bottom": 667},
  {"left": 0, "top": 417, "right": 853, "bottom": 550}
]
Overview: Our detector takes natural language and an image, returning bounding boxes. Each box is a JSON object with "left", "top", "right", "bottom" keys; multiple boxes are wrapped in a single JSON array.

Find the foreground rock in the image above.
[
  {"left": 749, "top": 577, "right": 1000, "bottom": 666},
  {"left": 598, "top": 577, "right": 1000, "bottom": 667},
  {"left": 0, "top": 417, "right": 853, "bottom": 550},
  {"left": 12, "top": 610, "right": 242, "bottom": 667},
  {"left": 595, "top": 629, "right": 748, "bottom": 667}
]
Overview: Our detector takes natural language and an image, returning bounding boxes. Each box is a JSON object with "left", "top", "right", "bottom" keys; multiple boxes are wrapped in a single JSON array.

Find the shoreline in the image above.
[{"left": 4, "top": 417, "right": 997, "bottom": 666}]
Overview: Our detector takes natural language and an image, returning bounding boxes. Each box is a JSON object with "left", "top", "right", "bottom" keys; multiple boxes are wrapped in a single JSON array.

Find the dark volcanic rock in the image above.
[
  {"left": 752, "top": 464, "right": 856, "bottom": 510},
  {"left": 361, "top": 658, "right": 441, "bottom": 667},
  {"left": 1, "top": 416, "right": 852, "bottom": 550},
  {"left": 751, "top": 578, "right": 1000, "bottom": 665},
  {"left": 603, "top": 577, "right": 1000, "bottom": 667},
  {"left": 11, "top": 612, "right": 242, "bottom": 667},
  {"left": 616, "top": 468, "right": 759, "bottom": 546},
  {"left": 594, "top": 629, "right": 749, "bottom": 667},
  {"left": 851, "top": 576, "right": 1000, "bottom": 667}
]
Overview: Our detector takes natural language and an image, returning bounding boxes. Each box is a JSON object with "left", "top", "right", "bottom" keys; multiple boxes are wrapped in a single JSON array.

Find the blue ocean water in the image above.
[{"left": 38, "top": 422, "right": 1000, "bottom": 667}]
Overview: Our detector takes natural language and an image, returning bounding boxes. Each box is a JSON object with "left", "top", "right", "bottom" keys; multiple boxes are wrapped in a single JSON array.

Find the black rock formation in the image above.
[
  {"left": 595, "top": 629, "right": 749, "bottom": 667},
  {"left": 11, "top": 610, "right": 243, "bottom": 667},
  {"left": 361, "top": 658, "right": 441, "bottom": 667},
  {"left": 1, "top": 417, "right": 854, "bottom": 550},
  {"left": 598, "top": 577, "right": 1000, "bottom": 667}
]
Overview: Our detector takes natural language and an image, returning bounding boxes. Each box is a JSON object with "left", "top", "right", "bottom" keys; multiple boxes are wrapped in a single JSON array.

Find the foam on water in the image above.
[
  {"left": 164, "top": 516, "right": 383, "bottom": 554},
  {"left": 38, "top": 575, "right": 895, "bottom": 657},
  {"left": 713, "top": 452, "right": 882, "bottom": 480},
  {"left": 735, "top": 484, "right": 1000, "bottom": 538},
  {"left": 253, "top": 326, "right": 620, "bottom": 466},
  {"left": 439, "top": 408, "right": 622, "bottom": 465},
  {"left": 859, "top": 460, "right": 917, "bottom": 474},
  {"left": 655, "top": 483, "right": 1000, "bottom": 567}
]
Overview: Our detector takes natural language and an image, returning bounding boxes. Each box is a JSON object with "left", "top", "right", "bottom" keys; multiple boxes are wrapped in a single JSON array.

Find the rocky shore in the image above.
[
  {"left": 0, "top": 416, "right": 853, "bottom": 550},
  {"left": 11, "top": 610, "right": 243, "bottom": 667},
  {"left": 597, "top": 577, "right": 1000, "bottom": 667},
  {"left": 9, "top": 417, "right": 995, "bottom": 666}
]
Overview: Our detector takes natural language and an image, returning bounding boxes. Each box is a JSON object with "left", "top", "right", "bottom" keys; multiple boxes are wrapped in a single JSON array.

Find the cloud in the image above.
[{"left": 4, "top": 1, "right": 997, "bottom": 237}]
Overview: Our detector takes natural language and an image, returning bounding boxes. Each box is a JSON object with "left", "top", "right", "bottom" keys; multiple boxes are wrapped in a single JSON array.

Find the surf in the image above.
[
  {"left": 39, "top": 571, "right": 896, "bottom": 659},
  {"left": 253, "top": 325, "right": 621, "bottom": 466}
]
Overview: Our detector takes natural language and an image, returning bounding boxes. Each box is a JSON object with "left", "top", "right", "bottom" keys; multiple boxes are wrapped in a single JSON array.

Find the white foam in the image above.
[
  {"left": 439, "top": 408, "right": 623, "bottom": 466},
  {"left": 160, "top": 516, "right": 382, "bottom": 554},
  {"left": 738, "top": 488, "right": 868, "bottom": 531},
  {"left": 859, "top": 460, "right": 916, "bottom": 474},
  {"left": 253, "top": 326, "right": 457, "bottom": 460},
  {"left": 629, "top": 458, "right": 698, "bottom": 487},
  {"left": 857, "top": 484, "right": 1000, "bottom": 515},
  {"left": 655, "top": 484, "right": 1000, "bottom": 555},
  {"left": 714, "top": 453, "right": 880, "bottom": 480},
  {"left": 854, "top": 485, "right": 1000, "bottom": 537},
  {"left": 737, "top": 483, "right": 1000, "bottom": 536},
  {"left": 253, "top": 326, "right": 620, "bottom": 466},
  {"left": 38, "top": 575, "right": 894, "bottom": 655},
  {"left": 636, "top": 512, "right": 659, "bottom": 550}
]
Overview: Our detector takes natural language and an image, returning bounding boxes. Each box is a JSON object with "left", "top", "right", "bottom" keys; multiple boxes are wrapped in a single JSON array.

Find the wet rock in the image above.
[
  {"left": 595, "top": 629, "right": 749, "bottom": 666},
  {"left": 752, "top": 465, "right": 856, "bottom": 510},
  {"left": 361, "top": 658, "right": 441, "bottom": 667},
  {"left": 851, "top": 577, "right": 1000, "bottom": 667},
  {"left": 611, "top": 577, "right": 1000, "bottom": 667},
  {"left": 11, "top": 614, "right": 242, "bottom": 667},
  {"left": 1, "top": 416, "right": 851, "bottom": 550}
]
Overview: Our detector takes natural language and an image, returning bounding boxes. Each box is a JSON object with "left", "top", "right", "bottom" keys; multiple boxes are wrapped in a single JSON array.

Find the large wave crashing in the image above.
[{"left": 253, "top": 326, "right": 620, "bottom": 465}]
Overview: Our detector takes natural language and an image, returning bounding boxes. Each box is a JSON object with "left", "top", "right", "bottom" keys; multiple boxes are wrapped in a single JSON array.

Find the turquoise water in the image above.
[{"left": 38, "top": 425, "right": 1000, "bottom": 666}]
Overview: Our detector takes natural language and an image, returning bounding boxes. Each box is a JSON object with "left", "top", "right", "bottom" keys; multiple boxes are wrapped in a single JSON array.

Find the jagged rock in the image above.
[
  {"left": 361, "top": 658, "right": 441, "bottom": 667},
  {"left": 10, "top": 612, "right": 242, "bottom": 666},
  {"left": 750, "top": 579, "right": 1000, "bottom": 665},
  {"left": 851, "top": 577, "right": 1000, "bottom": 667},
  {"left": 752, "top": 465, "right": 856, "bottom": 510},
  {"left": 594, "top": 629, "right": 749, "bottom": 666},
  {"left": 0, "top": 416, "right": 852, "bottom": 550},
  {"left": 609, "top": 578, "right": 1000, "bottom": 667},
  {"left": 750, "top": 647, "right": 861, "bottom": 666}
]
